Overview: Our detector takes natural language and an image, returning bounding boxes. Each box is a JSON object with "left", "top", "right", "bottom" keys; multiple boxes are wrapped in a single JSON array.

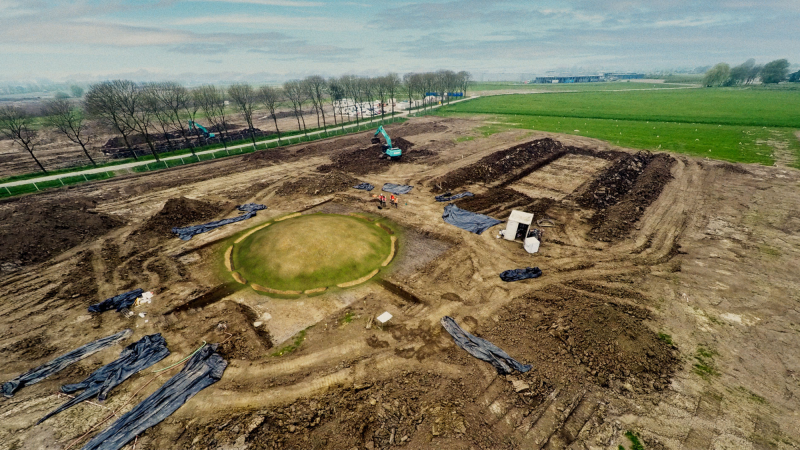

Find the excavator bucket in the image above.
[{"left": 371, "top": 137, "right": 380, "bottom": 144}]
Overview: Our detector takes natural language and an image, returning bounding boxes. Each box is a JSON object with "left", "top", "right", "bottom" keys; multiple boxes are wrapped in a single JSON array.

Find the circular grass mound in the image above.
[{"left": 233, "top": 214, "right": 393, "bottom": 292}]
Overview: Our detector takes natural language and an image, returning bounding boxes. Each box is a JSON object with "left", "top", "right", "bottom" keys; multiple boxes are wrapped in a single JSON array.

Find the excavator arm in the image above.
[{"left": 188, "top": 120, "right": 216, "bottom": 138}]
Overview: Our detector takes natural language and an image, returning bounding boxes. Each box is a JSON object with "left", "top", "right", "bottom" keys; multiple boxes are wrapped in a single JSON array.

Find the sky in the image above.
[{"left": 0, "top": 0, "right": 798, "bottom": 83}]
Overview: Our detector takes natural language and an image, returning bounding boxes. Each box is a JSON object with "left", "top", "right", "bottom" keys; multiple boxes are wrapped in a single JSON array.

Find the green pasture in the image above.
[
  {"left": 437, "top": 88, "right": 800, "bottom": 166},
  {"left": 470, "top": 81, "right": 695, "bottom": 93}
]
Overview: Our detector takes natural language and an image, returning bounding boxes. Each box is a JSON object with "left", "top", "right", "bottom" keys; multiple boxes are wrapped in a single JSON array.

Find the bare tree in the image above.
[
  {"left": 326, "top": 77, "right": 345, "bottom": 131},
  {"left": 195, "top": 85, "right": 230, "bottom": 149},
  {"left": 384, "top": 73, "right": 401, "bottom": 117},
  {"left": 152, "top": 82, "right": 196, "bottom": 155},
  {"left": 0, "top": 106, "right": 46, "bottom": 173},
  {"left": 228, "top": 83, "right": 259, "bottom": 146},
  {"left": 43, "top": 99, "right": 96, "bottom": 166},
  {"left": 340, "top": 75, "right": 360, "bottom": 126},
  {"left": 143, "top": 84, "right": 177, "bottom": 152},
  {"left": 283, "top": 80, "right": 309, "bottom": 136},
  {"left": 85, "top": 81, "right": 139, "bottom": 160},
  {"left": 258, "top": 85, "right": 284, "bottom": 144},
  {"left": 361, "top": 77, "right": 376, "bottom": 119},
  {"left": 375, "top": 76, "right": 389, "bottom": 122},
  {"left": 114, "top": 81, "right": 160, "bottom": 161},
  {"left": 458, "top": 71, "right": 472, "bottom": 97},
  {"left": 304, "top": 76, "right": 329, "bottom": 134}
]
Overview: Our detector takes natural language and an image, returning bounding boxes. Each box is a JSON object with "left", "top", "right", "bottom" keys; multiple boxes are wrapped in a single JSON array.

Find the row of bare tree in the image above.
[{"left": 0, "top": 70, "right": 471, "bottom": 174}]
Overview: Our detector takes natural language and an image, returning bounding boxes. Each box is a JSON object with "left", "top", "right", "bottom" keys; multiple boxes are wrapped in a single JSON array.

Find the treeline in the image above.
[
  {"left": 0, "top": 70, "right": 471, "bottom": 174},
  {"left": 703, "top": 59, "right": 798, "bottom": 87}
]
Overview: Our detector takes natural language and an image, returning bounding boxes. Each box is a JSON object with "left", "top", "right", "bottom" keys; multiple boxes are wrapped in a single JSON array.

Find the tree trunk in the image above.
[
  {"left": 320, "top": 104, "right": 327, "bottom": 135},
  {"left": 272, "top": 114, "right": 281, "bottom": 145},
  {"left": 27, "top": 148, "right": 47, "bottom": 174},
  {"left": 79, "top": 142, "right": 97, "bottom": 166},
  {"left": 120, "top": 132, "right": 138, "bottom": 160}
]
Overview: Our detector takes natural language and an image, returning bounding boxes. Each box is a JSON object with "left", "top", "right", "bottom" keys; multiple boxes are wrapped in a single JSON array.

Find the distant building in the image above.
[
  {"left": 530, "top": 73, "right": 645, "bottom": 84},
  {"left": 603, "top": 73, "right": 645, "bottom": 80},
  {"left": 531, "top": 75, "right": 602, "bottom": 84}
]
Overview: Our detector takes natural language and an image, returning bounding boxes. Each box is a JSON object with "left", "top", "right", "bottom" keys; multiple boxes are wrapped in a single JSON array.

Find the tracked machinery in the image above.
[
  {"left": 188, "top": 120, "right": 216, "bottom": 138},
  {"left": 371, "top": 125, "right": 402, "bottom": 160}
]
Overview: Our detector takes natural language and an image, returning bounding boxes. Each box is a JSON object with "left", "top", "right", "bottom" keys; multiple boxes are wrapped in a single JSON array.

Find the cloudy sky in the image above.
[{"left": 1, "top": 0, "right": 797, "bottom": 82}]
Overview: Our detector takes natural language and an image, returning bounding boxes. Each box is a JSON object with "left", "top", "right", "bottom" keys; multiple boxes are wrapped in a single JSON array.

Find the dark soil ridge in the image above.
[
  {"left": 454, "top": 188, "right": 555, "bottom": 220},
  {"left": 316, "top": 140, "right": 436, "bottom": 176},
  {"left": 276, "top": 171, "right": 362, "bottom": 197},
  {"left": 0, "top": 197, "right": 123, "bottom": 268},
  {"left": 575, "top": 153, "right": 676, "bottom": 241},
  {"left": 133, "top": 196, "right": 222, "bottom": 239},
  {"left": 428, "top": 138, "right": 570, "bottom": 192}
]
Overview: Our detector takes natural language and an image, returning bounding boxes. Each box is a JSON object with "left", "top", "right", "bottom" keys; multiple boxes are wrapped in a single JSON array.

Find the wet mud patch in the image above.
[{"left": 0, "top": 197, "right": 123, "bottom": 268}]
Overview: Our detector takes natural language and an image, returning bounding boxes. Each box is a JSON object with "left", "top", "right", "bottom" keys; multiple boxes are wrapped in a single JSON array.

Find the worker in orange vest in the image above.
[{"left": 390, "top": 194, "right": 398, "bottom": 208}]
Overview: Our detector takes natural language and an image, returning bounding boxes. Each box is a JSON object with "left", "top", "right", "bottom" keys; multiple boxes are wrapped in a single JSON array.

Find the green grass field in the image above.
[
  {"left": 234, "top": 214, "right": 391, "bottom": 291},
  {"left": 437, "top": 87, "right": 800, "bottom": 166},
  {"left": 470, "top": 81, "right": 695, "bottom": 93}
]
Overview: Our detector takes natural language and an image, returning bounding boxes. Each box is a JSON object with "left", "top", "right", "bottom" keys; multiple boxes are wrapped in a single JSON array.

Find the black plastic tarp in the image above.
[
  {"left": 237, "top": 203, "right": 267, "bottom": 213},
  {"left": 172, "top": 203, "right": 266, "bottom": 240},
  {"left": 88, "top": 289, "right": 143, "bottom": 314},
  {"left": 2, "top": 329, "right": 133, "bottom": 398},
  {"left": 382, "top": 183, "right": 413, "bottom": 195},
  {"left": 81, "top": 344, "right": 227, "bottom": 450},
  {"left": 440, "top": 316, "right": 531, "bottom": 375},
  {"left": 38, "top": 334, "right": 170, "bottom": 424},
  {"left": 499, "top": 267, "right": 543, "bottom": 282},
  {"left": 442, "top": 204, "right": 501, "bottom": 235},
  {"left": 435, "top": 192, "right": 474, "bottom": 202},
  {"left": 353, "top": 182, "right": 374, "bottom": 191}
]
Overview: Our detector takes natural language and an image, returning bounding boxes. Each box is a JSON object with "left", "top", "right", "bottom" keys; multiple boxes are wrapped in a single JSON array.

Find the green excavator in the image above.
[{"left": 371, "top": 126, "right": 402, "bottom": 159}]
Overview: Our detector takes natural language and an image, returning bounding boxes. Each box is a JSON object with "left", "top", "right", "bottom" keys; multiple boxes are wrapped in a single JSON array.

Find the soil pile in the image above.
[
  {"left": 241, "top": 148, "right": 294, "bottom": 165},
  {"left": 317, "top": 145, "right": 436, "bottom": 176},
  {"left": 392, "top": 137, "right": 415, "bottom": 150},
  {"left": 429, "top": 138, "right": 568, "bottom": 192},
  {"left": 0, "top": 197, "right": 123, "bottom": 268},
  {"left": 485, "top": 283, "right": 679, "bottom": 392},
  {"left": 575, "top": 153, "right": 675, "bottom": 241},
  {"left": 454, "top": 188, "right": 555, "bottom": 219},
  {"left": 136, "top": 197, "right": 220, "bottom": 238},
  {"left": 388, "top": 120, "right": 449, "bottom": 136},
  {"left": 276, "top": 171, "right": 361, "bottom": 196}
]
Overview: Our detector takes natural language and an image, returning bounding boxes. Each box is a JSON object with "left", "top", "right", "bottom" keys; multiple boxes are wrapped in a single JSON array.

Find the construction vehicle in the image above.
[
  {"left": 188, "top": 120, "right": 215, "bottom": 138},
  {"left": 371, "top": 126, "right": 402, "bottom": 159}
]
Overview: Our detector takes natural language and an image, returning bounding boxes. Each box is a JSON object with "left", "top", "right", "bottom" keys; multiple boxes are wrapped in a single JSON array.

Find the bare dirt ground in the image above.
[{"left": 1, "top": 116, "right": 799, "bottom": 450}]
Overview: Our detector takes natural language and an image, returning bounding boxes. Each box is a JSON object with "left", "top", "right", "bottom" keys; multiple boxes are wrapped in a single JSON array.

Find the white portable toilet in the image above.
[{"left": 504, "top": 210, "right": 534, "bottom": 241}]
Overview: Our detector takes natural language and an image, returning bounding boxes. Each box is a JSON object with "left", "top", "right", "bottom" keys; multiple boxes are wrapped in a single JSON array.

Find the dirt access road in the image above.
[{"left": 0, "top": 116, "right": 798, "bottom": 450}]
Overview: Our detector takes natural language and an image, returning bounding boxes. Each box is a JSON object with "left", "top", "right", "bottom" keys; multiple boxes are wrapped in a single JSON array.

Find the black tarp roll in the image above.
[
  {"left": 353, "top": 182, "right": 375, "bottom": 191},
  {"left": 435, "top": 192, "right": 473, "bottom": 202},
  {"left": 441, "top": 204, "right": 501, "bottom": 235},
  {"left": 2, "top": 329, "right": 133, "bottom": 398},
  {"left": 440, "top": 316, "right": 531, "bottom": 375},
  {"left": 499, "top": 267, "right": 543, "bottom": 282},
  {"left": 81, "top": 344, "right": 227, "bottom": 450},
  {"left": 88, "top": 289, "right": 144, "bottom": 313},
  {"left": 37, "top": 334, "right": 170, "bottom": 424},
  {"left": 172, "top": 203, "right": 266, "bottom": 240},
  {"left": 382, "top": 183, "right": 413, "bottom": 195}
]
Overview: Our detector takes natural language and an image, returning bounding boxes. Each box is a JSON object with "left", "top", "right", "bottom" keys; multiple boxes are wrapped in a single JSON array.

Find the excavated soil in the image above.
[
  {"left": 133, "top": 196, "right": 222, "bottom": 239},
  {"left": 575, "top": 153, "right": 675, "bottom": 241},
  {"left": 0, "top": 197, "right": 123, "bottom": 269},
  {"left": 429, "top": 138, "right": 568, "bottom": 192},
  {"left": 454, "top": 188, "right": 555, "bottom": 219},
  {"left": 276, "top": 171, "right": 362, "bottom": 197},
  {"left": 2, "top": 117, "right": 799, "bottom": 450},
  {"left": 316, "top": 144, "right": 437, "bottom": 176}
]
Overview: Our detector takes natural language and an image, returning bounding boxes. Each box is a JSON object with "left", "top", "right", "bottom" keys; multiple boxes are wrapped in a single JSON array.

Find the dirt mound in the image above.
[
  {"left": 0, "top": 197, "right": 123, "bottom": 268},
  {"left": 276, "top": 171, "right": 362, "bottom": 196},
  {"left": 575, "top": 152, "right": 655, "bottom": 210},
  {"left": 429, "top": 138, "right": 568, "bottom": 192},
  {"left": 485, "top": 283, "right": 679, "bottom": 392},
  {"left": 317, "top": 145, "right": 437, "bottom": 176},
  {"left": 454, "top": 188, "right": 555, "bottom": 219},
  {"left": 136, "top": 197, "right": 220, "bottom": 238},
  {"left": 392, "top": 137, "right": 415, "bottom": 150},
  {"left": 578, "top": 153, "right": 675, "bottom": 241},
  {"left": 717, "top": 162, "right": 752, "bottom": 175}
]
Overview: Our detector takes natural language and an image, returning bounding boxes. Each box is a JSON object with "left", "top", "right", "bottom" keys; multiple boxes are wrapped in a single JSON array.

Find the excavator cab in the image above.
[{"left": 372, "top": 126, "right": 402, "bottom": 159}]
